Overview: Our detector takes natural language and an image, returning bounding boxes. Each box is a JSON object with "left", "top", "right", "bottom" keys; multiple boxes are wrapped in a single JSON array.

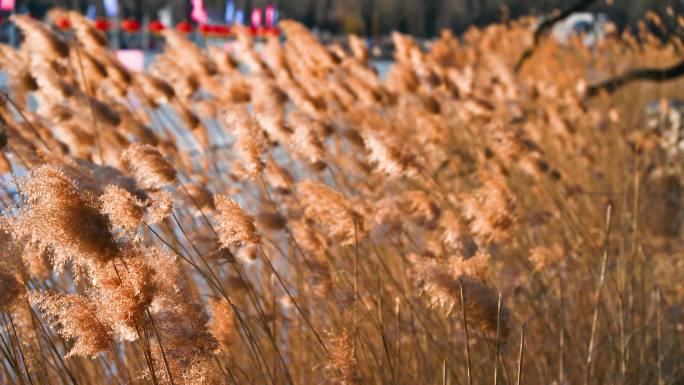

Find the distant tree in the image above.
[{"left": 424, "top": 0, "right": 443, "bottom": 37}]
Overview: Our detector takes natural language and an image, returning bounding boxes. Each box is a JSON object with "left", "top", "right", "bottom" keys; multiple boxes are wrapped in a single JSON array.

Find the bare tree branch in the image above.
[
  {"left": 586, "top": 60, "right": 684, "bottom": 97},
  {"left": 514, "top": 0, "right": 598, "bottom": 73}
]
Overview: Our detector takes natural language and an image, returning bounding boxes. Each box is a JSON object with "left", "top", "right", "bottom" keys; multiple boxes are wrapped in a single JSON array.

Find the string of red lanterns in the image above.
[
  {"left": 175, "top": 21, "right": 193, "bottom": 33},
  {"left": 120, "top": 19, "right": 140, "bottom": 33},
  {"left": 51, "top": 16, "right": 279, "bottom": 37},
  {"left": 148, "top": 20, "right": 165, "bottom": 34},
  {"left": 93, "top": 18, "right": 110, "bottom": 32}
]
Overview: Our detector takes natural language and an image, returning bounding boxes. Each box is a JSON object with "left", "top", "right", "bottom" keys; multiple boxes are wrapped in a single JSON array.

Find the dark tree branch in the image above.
[
  {"left": 586, "top": 60, "right": 684, "bottom": 97},
  {"left": 514, "top": 0, "right": 599, "bottom": 73}
]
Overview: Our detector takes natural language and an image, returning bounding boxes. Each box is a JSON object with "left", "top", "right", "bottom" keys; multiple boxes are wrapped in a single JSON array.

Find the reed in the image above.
[{"left": 0, "top": 10, "right": 682, "bottom": 385}]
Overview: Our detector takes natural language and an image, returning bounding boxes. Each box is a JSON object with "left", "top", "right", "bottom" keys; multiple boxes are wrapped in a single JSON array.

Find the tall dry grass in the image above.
[{"left": 0, "top": 9, "right": 683, "bottom": 385}]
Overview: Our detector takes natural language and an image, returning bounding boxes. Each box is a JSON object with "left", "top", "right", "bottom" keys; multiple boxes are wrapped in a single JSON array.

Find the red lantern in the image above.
[
  {"left": 264, "top": 26, "right": 280, "bottom": 36},
  {"left": 121, "top": 19, "right": 140, "bottom": 33},
  {"left": 148, "top": 20, "right": 165, "bottom": 34},
  {"left": 93, "top": 18, "right": 110, "bottom": 32},
  {"left": 198, "top": 23, "right": 212, "bottom": 36},
  {"left": 55, "top": 16, "right": 71, "bottom": 30},
  {"left": 214, "top": 25, "right": 230, "bottom": 37},
  {"left": 176, "top": 21, "right": 193, "bottom": 34}
]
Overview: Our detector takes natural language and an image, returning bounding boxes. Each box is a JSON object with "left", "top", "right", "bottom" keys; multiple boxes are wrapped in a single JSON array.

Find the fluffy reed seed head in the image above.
[
  {"left": 206, "top": 298, "right": 237, "bottom": 354},
  {"left": 288, "top": 110, "right": 327, "bottom": 167},
  {"left": 363, "top": 129, "right": 419, "bottom": 177},
  {"left": 16, "top": 165, "right": 120, "bottom": 267},
  {"left": 145, "top": 190, "right": 173, "bottom": 224},
  {"left": 99, "top": 185, "right": 145, "bottom": 234},
  {"left": 11, "top": 15, "right": 69, "bottom": 59},
  {"left": 121, "top": 144, "right": 178, "bottom": 190},
  {"left": 63, "top": 10, "right": 108, "bottom": 50},
  {"left": 412, "top": 255, "right": 509, "bottom": 338},
  {"left": 213, "top": 195, "right": 260, "bottom": 247},
  {"left": 325, "top": 329, "right": 361, "bottom": 385},
  {"left": 135, "top": 73, "right": 176, "bottom": 105},
  {"left": 90, "top": 251, "right": 156, "bottom": 341},
  {"left": 296, "top": 181, "right": 365, "bottom": 245},
  {"left": 30, "top": 291, "right": 112, "bottom": 358},
  {"left": 145, "top": 248, "right": 221, "bottom": 384},
  {"left": 461, "top": 172, "right": 517, "bottom": 245},
  {"left": 223, "top": 107, "right": 266, "bottom": 179}
]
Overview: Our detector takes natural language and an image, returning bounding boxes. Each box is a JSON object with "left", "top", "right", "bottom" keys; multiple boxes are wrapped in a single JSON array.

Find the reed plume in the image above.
[
  {"left": 121, "top": 144, "right": 178, "bottom": 190},
  {"left": 0, "top": 13, "right": 681, "bottom": 385},
  {"left": 11, "top": 15, "right": 69, "bottom": 59},
  {"left": 325, "top": 329, "right": 361, "bottom": 385},
  {"left": 213, "top": 194, "right": 260, "bottom": 247},
  {"left": 412, "top": 255, "right": 509, "bottom": 338},
  {"left": 30, "top": 291, "right": 112, "bottom": 358},
  {"left": 296, "top": 180, "right": 366, "bottom": 245},
  {"left": 89, "top": 248, "right": 156, "bottom": 341},
  {"left": 99, "top": 185, "right": 145, "bottom": 234},
  {"left": 15, "top": 165, "right": 120, "bottom": 268},
  {"left": 206, "top": 298, "right": 237, "bottom": 354}
]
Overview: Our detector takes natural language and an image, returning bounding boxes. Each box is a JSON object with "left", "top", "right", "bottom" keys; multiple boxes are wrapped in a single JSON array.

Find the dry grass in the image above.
[{"left": 0, "top": 10, "right": 683, "bottom": 385}]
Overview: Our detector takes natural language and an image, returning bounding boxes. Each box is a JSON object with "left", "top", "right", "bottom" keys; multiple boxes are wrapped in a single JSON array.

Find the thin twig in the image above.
[
  {"left": 494, "top": 292, "right": 502, "bottom": 385},
  {"left": 146, "top": 309, "right": 176, "bottom": 385},
  {"left": 459, "top": 280, "right": 473, "bottom": 385},
  {"left": 516, "top": 323, "right": 527, "bottom": 385},
  {"left": 584, "top": 203, "right": 613, "bottom": 385}
]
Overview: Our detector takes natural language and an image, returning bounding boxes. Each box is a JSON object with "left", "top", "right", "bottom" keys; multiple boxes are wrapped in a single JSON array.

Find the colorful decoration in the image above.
[
  {"left": 148, "top": 20, "right": 165, "bottom": 34},
  {"left": 176, "top": 21, "right": 193, "bottom": 34},
  {"left": 191, "top": 0, "right": 208, "bottom": 25},
  {"left": 86, "top": 4, "right": 97, "bottom": 20},
  {"left": 250, "top": 7, "right": 263, "bottom": 29},
  {"left": 158, "top": 6, "right": 173, "bottom": 29},
  {"left": 265, "top": 26, "right": 281, "bottom": 36},
  {"left": 264, "top": 4, "right": 278, "bottom": 28},
  {"left": 0, "top": 0, "right": 15, "bottom": 11},
  {"left": 224, "top": 0, "right": 235, "bottom": 24},
  {"left": 199, "top": 24, "right": 231, "bottom": 37},
  {"left": 214, "top": 25, "right": 231, "bottom": 36},
  {"left": 121, "top": 19, "right": 140, "bottom": 33},
  {"left": 55, "top": 17, "right": 71, "bottom": 30},
  {"left": 103, "top": 0, "right": 118, "bottom": 17},
  {"left": 93, "top": 18, "right": 111, "bottom": 32},
  {"left": 40, "top": 7, "right": 281, "bottom": 39},
  {"left": 234, "top": 9, "right": 245, "bottom": 25},
  {"left": 198, "top": 23, "right": 212, "bottom": 35}
]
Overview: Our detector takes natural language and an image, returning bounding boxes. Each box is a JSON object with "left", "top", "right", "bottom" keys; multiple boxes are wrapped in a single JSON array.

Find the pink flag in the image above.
[
  {"left": 264, "top": 5, "right": 276, "bottom": 28},
  {"left": 250, "top": 7, "right": 262, "bottom": 29},
  {"left": 191, "top": 0, "right": 208, "bottom": 24},
  {"left": 0, "top": 0, "right": 16, "bottom": 11}
]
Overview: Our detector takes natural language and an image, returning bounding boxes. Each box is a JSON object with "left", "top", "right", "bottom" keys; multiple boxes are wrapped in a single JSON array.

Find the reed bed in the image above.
[{"left": 0, "top": 9, "right": 683, "bottom": 385}]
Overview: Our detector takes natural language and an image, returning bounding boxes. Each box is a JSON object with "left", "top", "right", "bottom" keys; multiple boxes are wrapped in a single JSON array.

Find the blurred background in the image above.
[{"left": 17, "top": 0, "right": 683, "bottom": 37}]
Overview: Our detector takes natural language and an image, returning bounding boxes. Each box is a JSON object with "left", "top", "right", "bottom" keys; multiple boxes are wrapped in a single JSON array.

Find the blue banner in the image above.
[
  {"left": 86, "top": 4, "right": 97, "bottom": 20},
  {"left": 224, "top": 0, "right": 235, "bottom": 24},
  {"left": 234, "top": 8, "right": 244, "bottom": 25},
  {"left": 103, "top": 0, "right": 118, "bottom": 17}
]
